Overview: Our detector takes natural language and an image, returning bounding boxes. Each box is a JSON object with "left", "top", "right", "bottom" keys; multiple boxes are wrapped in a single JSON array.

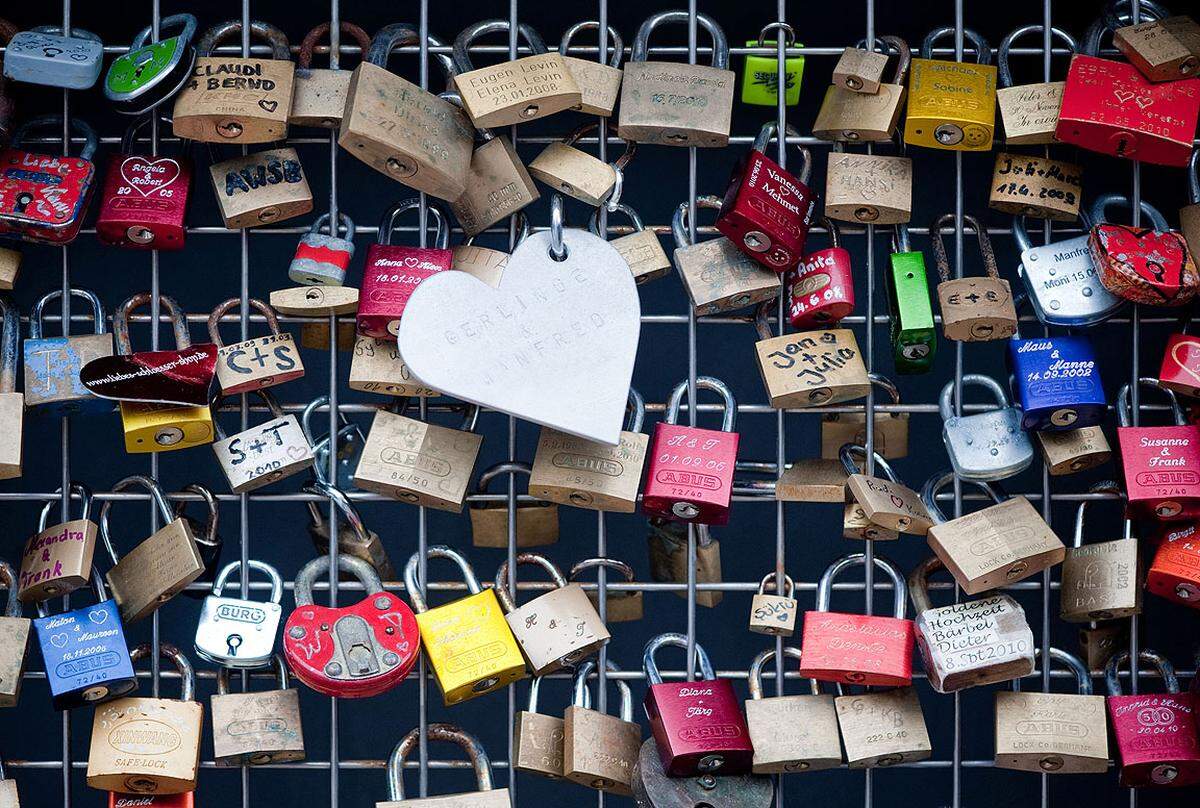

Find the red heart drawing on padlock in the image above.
[{"left": 119, "top": 156, "right": 182, "bottom": 198}]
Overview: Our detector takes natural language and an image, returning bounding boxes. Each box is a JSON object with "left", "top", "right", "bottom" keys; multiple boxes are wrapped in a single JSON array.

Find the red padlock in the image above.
[
  {"left": 641, "top": 633, "right": 753, "bottom": 776},
  {"left": 715, "top": 121, "right": 816, "bottom": 273},
  {"left": 1159, "top": 309, "right": 1200, "bottom": 400},
  {"left": 798, "top": 553, "right": 914, "bottom": 687},
  {"left": 1147, "top": 521, "right": 1200, "bottom": 606},
  {"left": 96, "top": 117, "right": 191, "bottom": 251},
  {"left": 1116, "top": 377, "right": 1200, "bottom": 522},
  {"left": 642, "top": 376, "right": 739, "bottom": 526},
  {"left": 787, "top": 217, "right": 855, "bottom": 328},
  {"left": 283, "top": 553, "right": 419, "bottom": 698},
  {"left": 1106, "top": 649, "right": 1200, "bottom": 787},
  {"left": 1089, "top": 194, "right": 1198, "bottom": 307},
  {"left": 110, "top": 793, "right": 193, "bottom": 808},
  {"left": 357, "top": 199, "right": 452, "bottom": 339},
  {"left": 0, "top": 115, "right": 97, "bottom": 245}
]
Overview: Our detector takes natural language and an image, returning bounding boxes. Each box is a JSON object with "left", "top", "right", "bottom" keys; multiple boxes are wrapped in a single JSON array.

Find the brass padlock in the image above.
[
  {"left": 175, "top": 483, "right": 223, "bottom": 595},
  {"left": 836, "top": 687, "right": 932, "bottom": 768},
  {"left": 821, "top": 372, "right": 909, "bottom": 460},
  {"left": 813, "top": 36, "right": 911, "bottom": 142},
  {"left": 212, "top": 390, "right": 314, "bottom": 493},
  {"left": 843, "top": 446, "right": 933, "bottom": 536},
  {"left": 513, "top": 674, "right": 574, "bottom": 780},
  {"left": 349, "top": 335, "right": 439, "bottom": 397},
  {"left": 209, "top": 147, "right": 313, "bottom": 228},
  {"left": 824, "top": 151, "right": 913, "bottom": 226},
  {"left": 23, "top": 288, "right": 113, "bottom": 416},
  {"left": 0, "top": 758, "right": 17, "bottom": 808},
  {"left": 469, "top": 462, "right": 559, "bottom": 548},
  {"left": 446, "top": 101, "right": 540, "bottom": 238},
  {"left": 672, "top": 196, "right": 779, "bottom": 316},
  {"left": 87, "top": 643, "right": 203, "bottom": 795},
  {"left": 1078, "top": 620, "right": 1127, "bottom": 672},
  {"left": 905, "top": 27, "right": 997, "bottom": 151},
  {"left": 833, "top": 45, "right": 890, "bottom": 92},
  {"left": 304, "top": 480, "right": 396, "bottom": 581},
  {"left": 99, "top": 475, "right": 204, "bottom": 623},
  {"left": 0, "top": 560, "right": 30, "bottom": 707},
  {"left": 1037, "top": 425, "right": 1112, "bottom": 476},
  {"left": 451, "top": 20, "right": 580, "bottom": 128},
  {"left": 1061, "top": 481, "right": 1141, "bottom": 622},
  {"left": 559, "top": 21, "right": 624, "bottom": 116},
  {"left": 450, "top": 211, "right": 528, "bottom": 288},
  {"left": 569, "top": 557, "right": 643, "bottom": 622},
  {"left": 776, "top": 458, "right": 849, "bottom": 502},
  {"left": 752, "top": 301, "right": 871, "bottom": 409},
  {"left": 271, "top": 285, "right": 359, "bottom": 352},
  {"left": 745, "top": 646, "right": 842, "bottom": 773},
  {"left": 564, "top": 659, "right": 642, "bottom": 795},
  {"left": 1114, "top": 12, "right": 1200, "bottom": 82},
  {"left": 748, "top": 573, "right": 797, "bottom": 636},
  {"left": 996, "top": 25, "right": 1078, "bottom": 145},
  {"left": 529, "top": 387, "right": 648, "bottom": 513},
  {"left": 528, "top": 121, "right": 633, "bottom": 207},
  {"left": 20, "top": 483, "right": 97, "bottom": 603},
  {"left": 379, "top": 723, "right": 510, "bottom": 807},
  {"left": 989, "top": 152, "right": 1082, "bottom": 220},
  {"left": 930, "top": 213, "right": 1018, "bottom": 342},
  {"left": 207, "top": 298, "right": 303, "bottom": 395},
  {"left": 211, "top": 655, "right": 305, "bottom": 766},
  {"left": 646, "top": 518, "right": 722, "bottom": 607},
  {"left": 172, "top": 20, "right": 294, "bottom": 143},
  {"left": 839, "top": 445, "right": 901, "bottom": 541},
  {"left": 291, "top": 22, "right": 372, "bottom": 128},
  {"left": 0, "top": 248, "right": 18, "bottom": 291},
  {"left": 494, "top": 553, "right": 610, "bottom": 675},
  {"left": 589, "top": 202, "right": 672, "bottom": 285}
]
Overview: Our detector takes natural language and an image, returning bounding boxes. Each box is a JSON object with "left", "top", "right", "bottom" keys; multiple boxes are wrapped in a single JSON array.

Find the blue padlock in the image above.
[
  {"left": 34, "top": 568, "right": 136, "bottom": 710},
  {"left": 22, "top": 288, "right": 114, "bottom": 417},
  {"left": 3, "top": 26, "right": 104, "bottom": 90}
]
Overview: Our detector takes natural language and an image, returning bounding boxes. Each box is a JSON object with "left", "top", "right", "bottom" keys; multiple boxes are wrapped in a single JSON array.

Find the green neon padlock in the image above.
[
  {"left": 741, "top": 25, "right": 804, "bottom": 106},
  {"left": 887, "top": 224, "right": 936, "bottom": 375}
]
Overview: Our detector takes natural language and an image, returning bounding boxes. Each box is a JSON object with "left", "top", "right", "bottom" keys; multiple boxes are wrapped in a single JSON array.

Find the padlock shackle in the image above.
[
  {"left": 212, "top": 559, "right": 284, "bottom": 604},
  {"left": 364, "top": 24, "right": 456, "bottom": 87},
  {"left": 114, "top": 292, "right": 191, "bottom": 353},
  {"left": 403, "top": 545, "right": 483, "bottom": 614},
  {"left": 866, "top": 372, "right": 901, "bottom": 406},
  {"left": 297, "top": 21, "right": 372, "bottom": 70},
  {"left": 0, "top": 560, "right": 19, "bottom": 618},
  {"left": 309, "top": 212, "right": 356, "bottom": 241},
  {"left": 630, "top": 11, "right": 729, "bottom": 69},
  {"left": 664, "top": 375, "right": 737, "bottom": 432},
  {"left": 462, "top": 210, "right": 530, "bottom": 247},
  {"left": 1073, "top": 480, "right": 1125, "bottom": 548},
  {"left": 938, "top": 374, "right": 1011, "bottom": 423},
  {"left": 929, "top": 214, "right": 999, "bottom": 284},
  {"left": 475, "top": 461, "right": 533, "bottom": 493},
  {"left": 920, "top": 27, "right": 992, "bottom": 65},
  {"left": 120, "top": 114, "right": 176, "bottom": 156},
  {"left": 839, "top": 443, "right": 899, "bottom": 483},
  {"left": 28, "top": 25, "right": 101, "bottom": 43},
  {"left": 292, "top": 553, "right": 383, "bottom": 608},
  {"left": 997, "top": 25, "right": 1077, "bottom": 88},
  {"left": 376, "top": 198, "right": 450, "bottom": 248},
  {"left": 214, "top": 387, "right": 288, "bottom": 431},
  {"left": 216, "top": 652, "right": 289, "bottom": 695},
  {"left": 1034, "top": 647, "right": 1092, "bottom": 695},
  {"left": 1011, "top": 209, "right": 1095, "bottom": 253},
  {"left": 564, "top": 120, "right": 637, "bottom": 173},
  {"left": 0, "top": 295, "right": 17, "bottom": 395},
  {"left": 387, "top": 723, "right": 494, "bottom": 800},
  {"left": 671, "top": 195, "right": 724, "bottom": 249},
  {"left": 302, "top": 481, "right": 372, "bottom": 547},
  {"left": 300, "top": 395, "right": 354, "bottom": 447},
  {"left": 907, "top": 555, "right": 950, "bottom": 615},
  {"left": 129, "top": 13, "right": 197, "bottom": 51},
  {"left": 748, "top": 646, "right": 817, "bottom": 699},
  {"left": 1116, "top": 376, "right": 1185, "bottom": 427},
  {"left": 98, "top": 475, "right": 176, "bottom": 565},
  {"left": 11, "top": 114, "right": 98, "bottom": 161},
  {"left": 493, "top": 552, "right": 568, "bottom": 613},
  {"left": 560, "top": 21, "right": 624, "bottom": 68},
  {"left": 1189, "top": 149, "right": 1200, "bottom": 206},
  {"left": 1088, "top": 0, "right": 1171, "bottom": 55},
  {"left": 197, "top": 20, "right": 292, "bottom": 60},
  {"left": 175, "top": 483, "right": 220, "bottom": 548},
  {"left": 919, "top": 469, "right": 1006, "bottom": 525},
  {"left": 1105, "top": 648, "right": 1179, "bottom": 696},
  {"left": 527, "top": 672, "right": 589, "bottom": 713},
  {"left": 752, "top": 121, "right": 810, "bottom": 184},
  {"left": 643, "top": 632, "right": 715, "bottom": 684},
  {"left": 207, "top": 298, "right": 283, "bottom": 347},
  {"left": 757, "top": 572, "right": 795, "bottom": 599},
  {"left": 569, "top": 557, "right": 636, "bottom": 584},
  {"left": 1088, "top": 192, "right": 1170, "bottom": 232},
  {"left": 625, "top": 387, "right": 646, "bottom": 433},
  {"left": 750, "top": 299, "right": 774, "bottom": 342},
  {"left": 30, "top": 288, "right": 106, "bottom": 340},
  {"left": 815, "top": 552, "right": 906, "bottom": 617},
  {"left": 452, "top": 19, "right": 549, "bottom": 74},
  {"left": 36, "top": 566, "right": 109, "bottom": 618},
  {"left": 589, "top": 201, "right": 646, "bottom": 239},
  {"left": 37, "top": 482, "right": 94, "bottom": 531},
  {"left": 130, "top": 642, "right": 196, "bottom": 702},
  {"left": 572, "top": 659, "right": 633, "bottom": 722}
]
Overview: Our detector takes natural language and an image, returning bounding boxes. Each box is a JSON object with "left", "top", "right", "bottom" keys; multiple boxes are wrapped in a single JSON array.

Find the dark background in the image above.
[{"left": 1, "top": 1, "right": 1198, "bottom": 806}]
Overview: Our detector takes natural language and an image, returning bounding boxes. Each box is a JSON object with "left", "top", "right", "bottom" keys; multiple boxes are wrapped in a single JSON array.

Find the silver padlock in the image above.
[
  {"left": 939, "top": 374, "right": 1034, "bottom": 481},
  {"left": 3, "top": 26, "right": 104, "bottom": 89},
  {"left": 1013, "top": 212, "right": 1124, "bottom": 328},
  {"left": 301, "top": 395, "right": 366, "bottom": 492},
  {"left": 289, "top": 213, "right": 356, "bottom": 286},
  {"left": 194, "top": 560, "right": 284, "bottom": 669},
  {"left": 212, "top": 390, "right": 314, "bottom": 493}
]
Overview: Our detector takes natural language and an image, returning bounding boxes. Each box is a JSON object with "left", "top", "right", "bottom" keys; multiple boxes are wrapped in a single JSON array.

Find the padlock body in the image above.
[
  {"left": 215, "top": 334, "right": 304, "bottom": 394},
  {"left": 454, "top": 54, "right": 581, "bottom": 129},
  {"left": 741, "top": 43, "right": 804, "bottom": 106},
  {"left": 0, "top": 146, "right": 95, "bottom": 244},
  {"left": 1160, "top": 332, "right": 1200, "bottom": 400},
  {"left": 503, "top": 584, "right": 609, "bottom": 675},
  {"left": 1118, "top": 424, "right": 1200, "bottom": 521},
  {"left": 109, "top": 792, "right": 193, "bottom": 808},
  {"left": 942, "top": 408, "right": 1034, "bottom": 481},
  {"left": 1056, "top": 55, "right": 1200, "bottom": 167},
  {"left": 209, "top": 148, "right": 312, "bottom": 229},
  {"left": 715, "top": 149, "right": 816, "bottom": 272},
  {"left": 19, "top": 518, "right": 97, "bottom": 603},
  {"left": 211, "top": 687, "right": 305, "bottom": 765},
  {"left": 618, "top": 62, "right": 735, "bottom": 147},
  {"left": 105, "top": 518, "right": 203, "bottom": 624},
  {"left": 4, "top": 31, "right": 103, "bottom": 89},
  {"left": 0, "top": 247, "right": 19, "bottom": 291},
  {"left": 1061, "top": 539, "right": 1141, "bottom": 622},
  {"left": 120, "top": 401, "right": 214, "bottom": 454},
  {"left": 307, "top": 522, "right": 396, "bottom": 582},
  {"left": 529, "top": 427, "right": 649, "bottom": 513},
  {"left": 646, "top": 522, "right": 723, "bottom": 607},
  {"left": 413, "top": 590, "right": 526, "bottom": 705},
  {"left": 358, "top": 244, "right": 454, "bottom": 338},
  {"left": 996, "top": 81, "right": 1066, "bottom": 145},
  {"left": 283, "top": 592, "right": 419, "bottom": 699},
  {"left": 1108, "top": 692, "right": 1200, "bottom": 786},
  {"left": 1037, "top": 426, "right": 1113, "bottom": 476},
  {"left": 23, "top": 334, "right": 114, "bottom": 416},
  {"left": 0, "top": 615, "right": 30, "bottom": 707},
  {"left": 353, "top": 409, "right": 482, "bottom": 511},
  {"left": 470, "top": 502, "right": 559, "bottom": 548},
  {"left": 96, "top": 152, "right": 191, "bottom": 250},
  {"left": 291, "top": 67, "right": 352, "bottom": 129},
  {"left": 812, "top": 84, "right": 906, "bottom": 143},
  {"left": 904, "top": 59, "right": 996, "bottom": 150},
  {"left": 821, "top": 412, "right": 908, "bottom": 460},
  {"left": 673, "top": 237, "right": 780, "bottom": 315},
  {"left": 914, "top": 595, "right": 1034, "bottom": 693},
  {"left": 513, "top": 710, "right": 565, "bottom": 779},
  {"left": 34, "top": 599, "right": 136, "bottom": 710},
  {"left": 835, "top": 688, "right": 932, "bottom": 768},
  {"left": 745, "top": 694, "right": 841, "bottom": 773},
  {"left": 1114, "top": 16, "right": 1200, "bottom": 82},
  {"left": 642, "top": 423, "right": 738, "bottom": 526},
  {"left": 1019, "top": 234, "right": 1123, "bottom": 327},
  {"left": 563, "top": 707, "right": 641, "bottom": 794},
  {"left": 87, "top": 697, "right": 203, "bottom": 794},
  {"left": 1008, "top": 336, "right": 1106, "bottom": 431},
  {"left": 104, "top": 34, "right": 193, "bottom": 113},
  {"left": 887, "top": 251, "right": 937, "bottom": 374},
  {"left": 777, "top": 458, "right": 849, "bottom": 502},
  {"left": 787, "top": 246, "right": 855, "bottom": 328},
  {"left": 937, "top": 277, "right": 1018, "bottom": 342},
  {"left": 561, "top": 57, "right": 623, "bottom": 116},
  {"left": 994, "top": 692, "right": 1109, "bottom": 773},
  {"left": 1148, "top": 523, "right": 1200, "bottom": 606},
  {"left": 754, "top": 328, "right": 870, "bottom": 409},
  {"left": 289, "top": 231, "right": 354, "bottom": 286},
  {"left": 989, "top": 153, "right": 1081, "bottom": 221},
  {"left": 1091, "top": 222, "right": 1198, "bottom": 307},
  {"left": 644, "top": 678, "right": 753, "bottom": 776},
  {"left": 449, "top": 136, "right": 539, "bottom": 237},
  {"left": 350, "top": 336, "right": 439, "bottom": 397},
  {"left": 842, "top": 500, "right": 899, "bottom": 541},
  {"left": 528, "top": 143, "right": 617, "bottom": 207},
  {"left": 824, "top": 153, "right": 912, "bottom": 226},
  {"left": 748, "top": 593, "right": 797, "bottom": 636},
  {"left": 172, "top": 56, "right": 294, "bottom": 144},
  {"left": 798, "top": 611, "right": 913, "bottom": 686},
  {"left": 845, "top": 474, "right": 933, "bottom": 534},
  {"left": 376, "top": 791, "right": 511, "bottom": 808},
  {"left": 195, "top": 593, "right": 283, "bottom": 669}
]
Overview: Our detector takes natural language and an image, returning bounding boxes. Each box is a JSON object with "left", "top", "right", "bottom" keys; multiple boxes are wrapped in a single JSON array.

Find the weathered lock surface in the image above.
[
  {"left": 449, "top": 130, "right": 540, "bottom": 238},
  {"left": 528, "top": 121, "right": 629, "bottom": 207},
  {"left": 379, "top": 724, "right": 511, "bottom": 807},
  {"left": 3, "top": 26, "right": 103, "bottom": 89},
  {"left": 647, "top": 520, "right": 724, "bottom": 607},
  {"left": 838, "top": 448, "right": 908, "bottom": 542},
  {"left": 0, "top": 249, "right": 18, "bottom": 292},
  {"left": 821, "top": 373, "right": 908, "bottom": 459},
  {"left": 0, "top": 116, "right": 98, "bottom": 245},
  {"left": 23, "top": 289, "right": 113, "bottom": 416},
  {"left": 289, "top": 213, "right": 356, "bottom": 286},
  {"left": 843, "top": 448, "right": 932, "bottom": 535},
  {"left": 564, "top": 660, "right": 641, "bottom": 794},
  {"left": 1013, "top": 213, "right": 1123, "bottom": 328},
  {"left": 744, "top": 647, "right": 841, "bottom": 773},
  {"left": 208, "top": 298, "right": 303, "bottom": 394},
  {"left": 996, "top": 25, "right": 1077, "bottom": 145},
  {"left": 929, "top": 214, "right": 1018, "bottom": 342},
  {"left": 825, "top": 153, "right": 912, "bottom": 226},
  {"left": 1061, "top": 482, "right": 1141, "bottom": 622},
  {"left": 672, "top": 197, "right": 780, "bottom": 315},
  {"left": 1037, "top": 426, "right": 1112, "bottom": 476},
  {"left": 939, "top": 375, "right": 1034, "bottom": 481},
  {"left": 19, "top": 483, "right": 96, "bottom": 603},
  {"left": 513, "top": 675, "right": 570, "bottom": 779},
  {"left": 304, "top": 480, "right": 397, "bottom": 582},
  {"left": 990, "top": 153, "right": 1082, "bottom": 220},
  {"left": 631, "top": 738, "right": 773, "bottom": 807},
  {"left": 96, "top": 118, "right": 192, "bottom": 251},
  {"left": 1115, "top": 14, "right": 1200, "bottom": 81},
  {"left": 350, "top": 335, "right": 440, "bottom": 397},
  {"left": 813, "top": 36, "right": 910, "bottom": 143},
  {"left": 1106, "top": 649, "right": 1200, "bottom": 787},
  {"left": 194, "top": 561, "right": 283, "bottom": 669},
  {"left": 0, "top": 561, "right": 30, "bottom": 707},
  {"left": 0, "top": 296, "right": 23, "bottom": 479},
  {"left": 570, "top": 558, "right": 644, "bottom": 622},
  {"left": 470, "top": 462, "right": 559, "bottom": 548},
  {"left": 103, "top": 14, "right": 198, "bottom": 116},
  {"left": 748, "top": 573, "right": 797, "bottom": 636},
  {"left": 1008, "top": 335, "right": 1105, "bottom": 432},
  {"left": 211, "top": 657, "right": 304, "bottom": 766},
  {"left": 755, "top": 326, "right": 870, "bottom": 409},
  {"left": 291, "top": 21, "right": 371, "bottom": 129},
  {"left": 209, "top": 148, "right": 313, "bottom": 229},
  {"left": 559, "top": 22, "right": 624, "bottom": 117},
  {"left": 836, "top": 687, "right": 932, "bottom": 768},
  {"left": 834, "top": 46, "right": 889, "bottom": 92},
  {"left": 905, "top": 28, "right": 997, "bottom": 150},
  {"left": 775, "top": 458, "right": 848, "bottom": 502}
]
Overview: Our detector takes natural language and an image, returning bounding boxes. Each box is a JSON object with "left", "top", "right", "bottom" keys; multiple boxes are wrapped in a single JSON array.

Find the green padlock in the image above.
[
  {"left": 104, "top": 13, "right": 198, "bottom": 116},
  {"left": 741, "top": 24, "right": 804, "bottom": 106},
  {"left": 887, "top": 224, "right": 937, "bottom": 375}
]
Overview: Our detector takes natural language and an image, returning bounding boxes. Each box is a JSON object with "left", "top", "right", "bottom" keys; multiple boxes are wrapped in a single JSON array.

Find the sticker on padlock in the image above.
[
  {"left": 96, "top": 116, "right": 192, "bottom": 250},
  {"left": 0, "top": 116, "right": 98, "bottom": 245},
  {"left": 559, "top": 21, "right": 625, "bottom": 117},
  {"left": 211, "top": 390, "right": 314, "bottom": 492},
  {"left": 289, "top": 213, "right": 356, "bottom": 286},
  {"left": 996, "top": 24, "right": 1078, "bottom": 145},
  {"left": 211, "top": 655, "right": 304, "bottom": 766},
  {"left": 905, "top": 27, "right": 997, "bottom": 151},
  {"left": 744, "top": 646, "right": 842, "bottom": 773},
  {"left": 3, "top": 26, "right": 103, "bottom": 89},
  {"left": 104, "top": 14, "right": 198, "bottom": 115},
  {"left": 20, "top": 483, "right": 97, "bottom": 604},
  {"left": 358, "top": 199, "right": 453, "bottom": 338},
  {"left": 291, "top": 21, "right": 371, "bottom": 129},
  {"left": 741, "top": 24, "right": 804, "bottom": 106},
  {"left": 208, "top": 298, "right": 304, "bottom": 395},
  {"left": 939, "top": 375, "right": 1034, "bottom": 481},
  {"left": 0, "top": 560, "right": 30, "bottom": 708},
  {"left": 195, "top": 560, "right": 284, "bottom": 668},
  {"left": 23, "top": 289, "right": 113, "bottom": 417}
]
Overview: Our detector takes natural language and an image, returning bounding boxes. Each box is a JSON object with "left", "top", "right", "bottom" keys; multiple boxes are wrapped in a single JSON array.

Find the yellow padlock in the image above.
[
  {"left": 114, "top": 293, "right": 214, "bottom": 454},
  {"left": 904, "top": 27, "right": 997, "bottom": 151},
  {"left": 403, "top": 545, "right": 526, "bottom": 706}
]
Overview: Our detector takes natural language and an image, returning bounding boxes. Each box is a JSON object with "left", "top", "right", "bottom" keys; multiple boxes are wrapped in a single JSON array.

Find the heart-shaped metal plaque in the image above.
[{"left": 398, "top": 229, "right": 641, "bottom": 444}]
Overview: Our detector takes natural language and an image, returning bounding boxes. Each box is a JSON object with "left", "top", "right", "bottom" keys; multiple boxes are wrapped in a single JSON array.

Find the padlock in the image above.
[
  {"left": 834, "top": 44, "right": 890, "bottom": 93},
  {"left": 589, "top": 202, "right": 671, "bottom": 285},
  {"left": 0, "top": 296, "right": 17, "bottom": 481},
  {"left": 469, "top": 462, "right": 559, "bottom": 548},
  {"left": 529, "top": 387, "right": 648, "bottom": 513},
  {"left": 619, "top": 12, "right": 734, "bottom": 147},
  {"left": 813, "top": 36, "right": 911, "bottom": 143},
  {"left": 285, "top": 554, "right": 418, "bottom": 698},
  {"left": 1037, "top": 425, "right": 1113, "bottom": 476},
  {"left": 825, "top": 152, "right": 912, "bottom": 227},
  {"left": 1116, "top": 377, "right": 1200, "bottom": 521},
  {"left": 288, "top": 213, "right": 355, "bottom": 286},
  {"left": 493, "top": 553, "right": 609, "bottom": 675},
  {"left": 207, "top": 298, "right": 303, "bottom": 395},
  {"left": 340, "top": 26, "right": 473, "bottom": 201},
  {"left": 905, "top": 27, "right": 997, "bottom": 151},
  {"left": 194, "top": 560, "right": 283, "bottom": 669},
  {"left": 446, "top": 102, "right": 539, "bottom": 237},
  {"left": 87, "top": 643, "right": 202, "bottom": 795},
  {"left": 452, "top": 20, "right": 580, "bottom": 127},
  {"left": 841, "top": 444, "right": 933, "bottom": 535},
  {"left": 1149, "top": 521, "right": 1200, "bottom": 606},
  {"left": 559, "top": 21, "right": 624, "bottom": 116},
  {"left": 113, "top": 293, "right": 215, "bottom": 454},
  {"left": 271, "top": 285, "right": 358, "bottom": 351},
  {"left": 0, "top": 249, "right": 18, "bottom": 291},
  {"left": 1007, "top": 332, "right": 1105, "bottom": 432},
  {"left": 799, "top": 553, "right": 913, "bottom": 686},
  {"left": 994, "top": 647, "right": 1109, "bottom": 774},
  {"left": 98, "top": 475, "right": 204, "bottom": 624},
  {"left": 1080, "top": 620, "right": 1128, "bottom": 677},
  {"left": 836, "top": 686, "right": 932, "bottom": 768},
  {"left": 1061, "top": 481, "right": 1140, "bottom": 623},
  {"left": 744, "top": 646, "right": 841, "bottom": 773},
  {"left": 0, "top": 560, "right": 29, "bottom": 707},
  {"left": 96, "top": 116, "right": 192, "bottom": 250},
  {"left": 989, "top": 152, "right": 1082, "bottom": 221},
  {"left": 1057, "top": 6, "right": 1200, "bottom": 166},
  {"left": 0, "top": 20, "right": 14, "bottom": 145},
  {"left": 1090, "top": 192, "right": 1197, "bottom": 306},
  {"left": 929, "top": 214, "right": 1018, "bottom": 342},
  {"left": 642, "top": 633, "right": 752, "bottom": 775},
  {"left": 349, "top": 334, "right": 439, "bottom": 397},
  {"left": 839, "top": 446, "right": 900, "bottom": 541},
  {"left": 173, "top": 484, "right": 223, "bottom": 596},
  {"left": 358, "top": 198, "right": 452, "bottom": 338},
  {"left": 753, "top": 304, "right": 870, "bottom": 409},
  {"left": 22, "top": 288, "right": 113, "bottom": 416},
  {"left": 886, "top": 224, "right": 937, "bottom": 374},
  {"left": 172, "top": 20, "right": 294, "bottom": 144},
  {"left": 211, "top": 655, "right": 304, "bottom": 766},
  {"left": 104, "top": 14, "right": 198, "bottom": 115},
  {"left": 0, "top": 115, "right": 98, "bottom": 245},
  {"left": 776, "top": 458, "right": 848, "bottom": 502},
  {"left": 513, "top": 674, "right": 574, "bottom": 779},
  {"left": 921, "top": 469, "right": 1065, "bottom": 595},
  {"left": 939, "top": 375, "right": 1034, "bottom": 481},
  {"left": 209, "top": 147, "right": 313, "bottom": 229},
  {"left": 378, "top": 724, "right": 510, "bottom": 807},
  {"left": 647, "top": 519, "right": 724, "bottom": 607},
  {"left": 643, "top": 376, "right": 739, "bottom": 526},
  {"left": 3, "top": 26, "right": 103, "bottom": 89},
  {"left": 569, "top": 557, "right": 643, "bottom": 622},
  {"left": 671, "top": 196, "right": 779, "bottom": 315},
  {"left": 305, "top": 480, "right": 397, "bottom": 579},
  {"left": 19, "top": 483, "right": 97, "bottom": 604},
  {"left": 301, "top": 398, "right": 364, "bottom": 487},
  {"left": 909, "top": 554, "right": 1034, "bottom": 693},
  {"left": 292, "top": 21, "right": 371, "bottom": 129},
  {"left": 1114, "top": 6, "right": 1200, "bottom": 82},
  {"left": 1013, "top": 210, "right": 1124, "bottom": 328},
  {"left": 528, "top": 122, "right": 633, "bottom": 207},
  {"left": 741, "top": 24, "right": 804, "bottom": 107},
  {"left": 631, "top": 738, "right": 773, "bottom": 807},
  {"left": 748, "top": 573, "right": 797, "bottom": 636},
  {"left": 450, "top": 211, "right": 528, "bottom": 288},
  {"left": 564, "top": 659, "right": 642, "bottom": 794},
  {"left": 0, "top": 758, "right": 16, "bottom": 808},
  {"left": 1106, "top": 649, "right": 1200, "bottom": 787},
  {"left": 352, "top": 400, "right": 482, "bottom": 511},
  {"left": 996, "top": 24, "right": 1078, "bottom": 145},
  {"left": 821, "top": 373, "right": 908, "bottom": 460},
  {"left": 1161, "top": 304, "right": 1200, "bottom": 400},
  {"left": 403, "top": 546, "right": 525, "bottom": 704},
  {"left": 716, "top": 122, "right": 816, "bottom": 272},
  {"left": 787, "top": 217, "right": 855, "bottom": 328}
]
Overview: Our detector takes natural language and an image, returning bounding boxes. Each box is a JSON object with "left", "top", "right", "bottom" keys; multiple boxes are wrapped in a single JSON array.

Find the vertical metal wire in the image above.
[
  {"left": 326, "top": 0, "right": 342, "bottom": 801},
  {"left": 1038, "top": 6, "right": 1054, "bottom": 808},
  {"left": 950, "top": 5, "right": 965, "bottom": 808},
  {"left": 772, "top": 3, "right": 787, "bottom": 806},
  {"left": 862, "top": 4, "right": 876, "bottom": 807},
  {"left": 684, "top": 0, "right": 698, "bottom": 689},
  {"left": 59, "top": 0, "right": 74, "bottom": 802},
  {"left": 506, "top": 1, "right": 520, "bottom": 799},
  {"left": 1127, "top": 5, "right": 1142, "bottom": 808},
  {"left": 417, "top": 0, "right": 431, "bottom": 798}
]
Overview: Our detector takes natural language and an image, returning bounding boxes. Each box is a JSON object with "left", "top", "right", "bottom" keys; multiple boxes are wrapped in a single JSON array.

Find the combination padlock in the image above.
[
  {"left": 104, "top": 14, "right": 198, "bottom": 115},
  {"left": 939, "top": 374, "right": 1034, "bottom": 481},
  {"left": 358, "top": 199, "right": 452, "bottom": 338},
  {"left": 905, "top": 27, "right": 997, "bottom": 150},
  {"left": 23, "top": 289, "right": 113, "bottom": 417},
  {"left": 96, "top": 116, "right": 192, "bottom": 250},
  {"left": 194, "top": 560, "right": 283, "bottom": 668},
  {"left": 0, "top": 115, "right": 98, "bottom": 245},
  {"left": 289, "top": 213, "right": 356, "bottom": 286},
  {"left": 1116, "top": 377, "right": 1200, "bottom": 522}
]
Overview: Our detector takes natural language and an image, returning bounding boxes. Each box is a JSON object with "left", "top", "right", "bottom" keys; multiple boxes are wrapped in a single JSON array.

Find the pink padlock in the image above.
[
  {"left": 357, "top": 200, "right": 452, "bottom": 339},
  {"left": 788, "top": 217, "right": 855, "bottom": 328}
]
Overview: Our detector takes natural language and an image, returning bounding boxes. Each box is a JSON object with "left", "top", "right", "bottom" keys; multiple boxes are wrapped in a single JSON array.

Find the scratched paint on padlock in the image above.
[
  {"left": 23, "top": 339, "right": 90, "bottom": 399},
  {"left": 0, "top": 148, "right": 95, "bottom": 243}
]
